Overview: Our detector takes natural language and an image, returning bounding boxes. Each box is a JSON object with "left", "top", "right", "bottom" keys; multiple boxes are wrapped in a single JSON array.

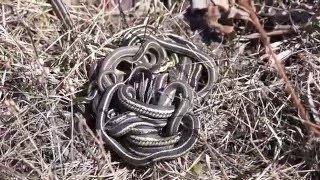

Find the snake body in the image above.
[
  {"left": 96, "top": 83, "right": 200, "bottom": 165},
  {"left": 47, "top": 0, "right": 218, "bottom": 166},
  {"left": 86, "top": 26, "right": 219, "bottom": 166}
]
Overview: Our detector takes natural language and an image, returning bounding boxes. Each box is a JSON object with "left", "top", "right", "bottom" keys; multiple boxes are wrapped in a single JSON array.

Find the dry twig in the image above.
[{"left": 236, "top": 0, "right": 320, "bottom": 136}]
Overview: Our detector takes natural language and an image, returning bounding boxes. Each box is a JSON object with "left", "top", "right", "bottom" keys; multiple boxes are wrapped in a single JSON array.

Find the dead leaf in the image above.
[{"left": 207, "top": 5, "right": 235, "bottom": 35}]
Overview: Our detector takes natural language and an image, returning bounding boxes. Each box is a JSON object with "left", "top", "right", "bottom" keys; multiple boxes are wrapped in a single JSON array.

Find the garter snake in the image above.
[
  {"left": 90, "top": 27, "right": 218, "bottom": 166},
  {"left": 117, "top": 84, "right": 175, "bottom": 118},
  {"left": 85, "top": 31, "right": 213, "bottom": 165},
  {"left": 94, "top": 30, "right": 219, "bottom": 96},
  {"left": 48, "top": 0, "right": 208, "bottom": 166},
  {"left": 96, "top": 83, "right": 200, "bottom": 166},
  {"left": 95, "top": 40, "right": 167, "bottom": 91},
  {"left": 48, "top": 0, "right": 73, "bottom": 30},
  {"left": 123, "top": 28, "right": 219, "bottom": 98}
]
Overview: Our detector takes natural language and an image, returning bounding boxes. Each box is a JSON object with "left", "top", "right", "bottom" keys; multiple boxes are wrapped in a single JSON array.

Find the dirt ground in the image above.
[{"left": 1, "top": 1, "right": 320, "bottom": 179}]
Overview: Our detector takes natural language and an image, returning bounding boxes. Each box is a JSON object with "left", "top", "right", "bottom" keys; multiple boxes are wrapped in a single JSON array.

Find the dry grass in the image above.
[{"left": 1, "top": 1, "right": 320, "bottom": 179}]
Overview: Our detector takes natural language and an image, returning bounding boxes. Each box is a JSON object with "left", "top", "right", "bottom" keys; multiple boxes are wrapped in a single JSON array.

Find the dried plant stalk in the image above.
[{"left": 236, "top": 0, "right": 320, "bottom": 136}]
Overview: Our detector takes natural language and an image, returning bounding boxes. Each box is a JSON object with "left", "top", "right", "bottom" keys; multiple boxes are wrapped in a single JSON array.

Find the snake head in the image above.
[{"left": 150, "top": 64, "right": 167, "bottom": 74}]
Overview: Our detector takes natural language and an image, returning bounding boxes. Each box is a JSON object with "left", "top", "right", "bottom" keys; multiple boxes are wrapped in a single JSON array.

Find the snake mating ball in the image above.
[{"left": 87, "top": 26, "right": 219, "bottom": 166}]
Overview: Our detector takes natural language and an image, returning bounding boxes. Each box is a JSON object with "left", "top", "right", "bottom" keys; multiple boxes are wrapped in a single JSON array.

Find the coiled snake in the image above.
[
  {"left": 87, "top": 26, "right": 219, "bottom": 166},
  {"left": 47, "top": 0, "right": 219, "bottom": 167}
]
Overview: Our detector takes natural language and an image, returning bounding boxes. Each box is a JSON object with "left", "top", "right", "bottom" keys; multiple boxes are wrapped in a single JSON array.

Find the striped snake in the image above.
[
  {"left": 87, "top": 26, "right": 219, "bottom": 166},
  {"left": 48, "top": 0, "right": 219, "bottom": 166}
]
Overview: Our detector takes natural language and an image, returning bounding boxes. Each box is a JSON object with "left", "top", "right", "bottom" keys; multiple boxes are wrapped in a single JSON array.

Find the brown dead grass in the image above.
[{"left": 0, "top": 0, "right": 320, "bottom": 179}]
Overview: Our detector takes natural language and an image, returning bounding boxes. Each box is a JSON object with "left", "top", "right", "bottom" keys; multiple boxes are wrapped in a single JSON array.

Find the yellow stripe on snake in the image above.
[{"left": 86, "top": 25, "right": 220, "bottom": 166}]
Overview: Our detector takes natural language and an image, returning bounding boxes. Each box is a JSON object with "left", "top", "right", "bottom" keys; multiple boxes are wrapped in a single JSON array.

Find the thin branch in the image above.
[{"left": 236, "top": 0, "right": 320, "bottom": 136}]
